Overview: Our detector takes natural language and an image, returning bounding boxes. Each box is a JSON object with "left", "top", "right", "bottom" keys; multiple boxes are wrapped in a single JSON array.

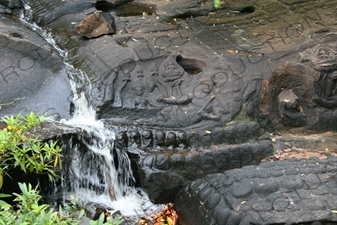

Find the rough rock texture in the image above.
[
  {"left": 0, "top": 17, "right": 72, "bottom": 119},
  {"left": 76, "top": 10, "right": 116, "bottom": 38},
  {"left": 1, "top": 0, "right": 337, "bottom": 223},
  {"left": 26, "top": 0, "right": 95, "bottom": 25},
  {"left": 0, "top": 4, "right": 12, "bottom": 14},
  {"left": 175, "top": 156, "right": 337, "bottom": 225},
  {"left": 154, "top": 0, "right": 214, "bottom": 21},
  {"left": 139, "top": 139, "right": 273, "bottom": 203},
  {"left": 37, "top": 0, "right": 337, "bottom": 133},
  {"left": 0, "top": 0, "right": 22, "bottom": 9}
]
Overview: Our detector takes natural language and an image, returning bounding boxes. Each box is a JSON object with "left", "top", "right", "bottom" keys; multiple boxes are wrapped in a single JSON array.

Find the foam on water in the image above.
[
  {"left": 61, "top": 114, "right": 160, "bottom": 218},
  {"left": 19, "top": 0, "right": 161, "bottom": 219}
]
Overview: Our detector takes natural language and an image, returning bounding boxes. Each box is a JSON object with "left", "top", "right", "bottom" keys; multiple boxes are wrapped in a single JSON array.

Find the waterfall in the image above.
[
  {"left": 20, "top": 0, "right": 95, "bottom": 118},
  {"left": 57, "top": 120, "right": 154, "bottom": 218},
  {"left": 18, "top": 0, "right": 160, "bottom": 219}
]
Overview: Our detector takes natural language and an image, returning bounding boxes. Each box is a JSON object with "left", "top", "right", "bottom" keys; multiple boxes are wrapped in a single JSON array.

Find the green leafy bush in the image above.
[
  {"left": 0, "top": 183, "right": 124, "bottom": 225},
  {"left": 0, "top": 112, "right": 62, "bottom": 187},
  {"left": 0, "top": 182, "right": 84, "bottom": 225},
  {"left": 0, "top": 113, "right": 124, "bottom": 224}
]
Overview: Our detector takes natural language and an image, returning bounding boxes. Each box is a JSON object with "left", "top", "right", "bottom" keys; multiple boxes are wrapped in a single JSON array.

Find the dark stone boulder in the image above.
[
  {"left": 17, "top": 0, "right": 337, "bottom": 132},
  {"left": 259, "top": 33, "right": 337, "bottom": 132},
  {"left": 138, "top": 139, "right": 273, "bottom": 203},
  {"left": 154, "top": 0, "right": 214, "bottom": 21},
  {"left": 76, "top": 10, "right": 116, "bottom": 38},
  {"left": 0, "top": 0, "right": 22, "bottom": 9},
  {"left": 0, "top": 4, "right": 12, "bottom": 14},
  {"left": 2, "top": 1, "right": 337, "bottom": 221},
  {"left": 26, "top": 0, "right": 95, "bottom": 25},
  {"left": 0, "top": 18, "right": 72, "bottom": 119},
  {"left": 175, "top": 156, "right": 337, "bottom": 225},
  {"left": 29, "top": 0, "right": 337, "bottom": 207},
  {"left": 38, "top": 0, "right": 337, "bottom": 134}
]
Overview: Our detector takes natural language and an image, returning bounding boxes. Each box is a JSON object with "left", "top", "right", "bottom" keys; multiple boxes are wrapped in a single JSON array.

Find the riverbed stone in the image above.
[
  {"left": 0, "top": 0, "right": 22, "bottom": 9},
  {"left": 0, "top": 4, "right": 11, "bottom": 13},
  {"left": 27, "top": 0, "right": 95, "bottom": 25},
  {"left": 175, "top": 156, "right": 337, "bottom": 225},
  {"left": 76, "top": 10, "right": 116, "bottom": 38},
  {"left": 2, "top": 0, "right": 337, "bottom": 223},
  {"left": 0, "top": 17, "right": 71, "bottom": 119}
]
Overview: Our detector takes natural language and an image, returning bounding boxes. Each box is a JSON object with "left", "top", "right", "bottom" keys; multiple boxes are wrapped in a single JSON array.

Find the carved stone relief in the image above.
[
  {"left": 96, "top": 53, "right": 244, "bottom": 129},
  {"left": 260, "top": 38, "right": 337, "bottom": 131}
]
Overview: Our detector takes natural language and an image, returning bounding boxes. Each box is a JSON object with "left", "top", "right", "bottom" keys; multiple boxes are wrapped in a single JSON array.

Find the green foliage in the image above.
[
  {"left": 214, "top": 0, "right": 221, "bottom": 9},
  {"left": 0, "top": 183, "right": 124, "bottom": 225},
  {"left": 0, "top": 182, "right": 82, "bottom": 225},
  {"left": 0, "top": 112, "right": 62, "bottom": 188},
  {"left": 64, "top": 195, "right": 124, "bottom": 225},
  {"left": 0, "top": 113, "right": 125, "bottom": 224},
  {"left": 89, "top": 213, "right": 124, "bottom": 225}
]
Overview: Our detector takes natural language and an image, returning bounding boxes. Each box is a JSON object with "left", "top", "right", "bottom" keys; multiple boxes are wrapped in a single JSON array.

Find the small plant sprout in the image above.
[{"left": 214, "top": 0, "right": 221, "bottom": 9}]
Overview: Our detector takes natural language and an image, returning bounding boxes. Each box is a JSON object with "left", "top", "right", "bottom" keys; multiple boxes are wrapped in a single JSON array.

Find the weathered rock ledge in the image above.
[{"left": 175, "top": 156, "right": 337, "bottom": 225}]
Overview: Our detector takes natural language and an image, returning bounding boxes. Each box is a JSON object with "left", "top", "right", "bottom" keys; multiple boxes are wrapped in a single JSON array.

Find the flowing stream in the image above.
[{"left": 19, "top": 0, "right": 160, "bottom": 220}]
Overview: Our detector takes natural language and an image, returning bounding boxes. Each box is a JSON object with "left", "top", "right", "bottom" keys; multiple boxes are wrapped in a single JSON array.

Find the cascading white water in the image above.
[
  {"left": 58, "top": 119, "right": 156, "bottom": 218},
  {"left": 19, "top": 0, "right": 160, "bottom": 219},
  {"left": 20, "top": 0, "right": 95, "bottom": 118}
]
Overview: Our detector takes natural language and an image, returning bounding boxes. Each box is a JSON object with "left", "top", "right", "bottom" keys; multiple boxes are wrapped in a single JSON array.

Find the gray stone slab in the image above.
[
  {"left": 0, "top": 18, "right": 71, "bottom": 119},
  {"left": 175, "top": 156, "right": 337, "bottom": 225}
]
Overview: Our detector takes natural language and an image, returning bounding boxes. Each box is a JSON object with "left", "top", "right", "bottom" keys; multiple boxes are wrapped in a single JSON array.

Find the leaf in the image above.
[
  {"left": 54, "top": 155, "right": 58, "bottom": 168},
  {"left": 0, "top": 172, "right": 3, "bottom": 189},
  {"left": 78, "top": 209, "right": 85, "bottom": 220},
  {"left": 214, "top": 0, "right": 221, "bottom": 9},
  {"left": 32, "top": 145, "right": 40, "bottom": 153},
  {"left": 167, "top": 217, "right": 173, "bottom": 225},
  {"left": 98, "top": 213, "right": 104, "bottom": 225},
  {"left": 18, "top": 183, "right": 28, "bottom": 195},
  {"left": 89, "top": 220, "right": 98, "bottom": 225},
  {"left": 58, "top": 205, "right": 63, "bottom": 216},
  {"left": 0, "top": 193, "right": 11, "bottom": 199},
  {"left": 20, "top": 161, "right": 26, "bottom": 173},
  {"left": 0, "top": 200, "right": 11, "bottom": 210}
]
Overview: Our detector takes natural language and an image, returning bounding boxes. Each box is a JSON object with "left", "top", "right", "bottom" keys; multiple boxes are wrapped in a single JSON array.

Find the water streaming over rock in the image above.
[
  {"left": 56, "top": 119, "right": 156, "bottom": 218},
  {"left": 19, "top": 0, "right": 160, "bottom": 219}
]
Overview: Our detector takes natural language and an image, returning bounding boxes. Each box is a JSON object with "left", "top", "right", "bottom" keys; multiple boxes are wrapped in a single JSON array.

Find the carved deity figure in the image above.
[
  {"left": 159, "top": 57, "right": 184, "bottom": 98},
  {"left": 133, "top": 85, "right": 147, "bottom": 108},
  {"left": 156, "top": 77, "right": 223, "bottom": 126},
  {"left": 193, "top": 80, "right": 222, "bottom": 122},
  {"left": 130, "top": 65, "right": 157, "bottom": 109},
  {"left": 314, "top": 45, "right": 336, "bottom": 69},
  {"left": 312, "top": 45, "right": 337, "bottom": 108},
  {"left": 314, "top": 70, "right": 337, "bottom": 108},
  {"left": 111, "top": 59, "right": 135, "bottom": 107},
  {"left": 147, "top": 63, "right": 168, "bottom": 98},
  {"left": 278, "top": 89, "right": 306, "bottom": 127}
]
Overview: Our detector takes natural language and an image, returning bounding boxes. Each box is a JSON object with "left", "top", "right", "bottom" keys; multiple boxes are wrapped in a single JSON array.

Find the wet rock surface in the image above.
[
  {"left": 1, "top": 0, "right": 337, "bottom": 223},
  {"left": 175, "top": 156, "right": 337, "bottom": 225},
  {"left": 0, "top": 0, "right": 22, "bottom": 9},
  {"left": 0, "top": 16, "right": 71, "bottom": 119},
  {"left": 139, "top": 139, "right": 273, "bottom": 203}
]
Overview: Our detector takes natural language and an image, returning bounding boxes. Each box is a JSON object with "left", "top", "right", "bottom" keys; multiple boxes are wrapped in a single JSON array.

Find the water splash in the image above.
[
  {"left": 20, "top": 0, "right": 95, "bottom": 118},
  {"left": 59, "top": 119, "right": 155, "bottom": 217},
  {"left": 19, "top": 0, "right": 160, "bottom": 219}
]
